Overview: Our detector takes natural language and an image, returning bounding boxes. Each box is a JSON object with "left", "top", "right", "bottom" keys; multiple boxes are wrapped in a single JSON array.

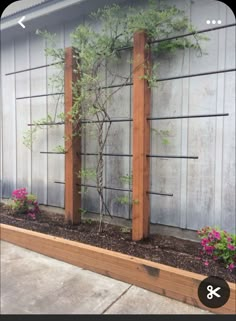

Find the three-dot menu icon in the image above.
[{"left": 206, "top": 20, "right": 222, "bottom": 24}]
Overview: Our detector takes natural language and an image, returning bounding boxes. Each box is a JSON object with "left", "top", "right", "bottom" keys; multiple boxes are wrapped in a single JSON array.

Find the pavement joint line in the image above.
[{"left": 101, "top": 284, "right": 133, "bottom": 314}]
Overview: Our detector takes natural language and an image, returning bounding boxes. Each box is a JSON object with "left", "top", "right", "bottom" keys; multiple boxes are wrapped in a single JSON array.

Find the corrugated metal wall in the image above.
[
  {"left": 1, "top": 0, "right": 235, "bottom": 233},
  {"left": 150, "top": 0, "right": 236, "bottom": 232}
]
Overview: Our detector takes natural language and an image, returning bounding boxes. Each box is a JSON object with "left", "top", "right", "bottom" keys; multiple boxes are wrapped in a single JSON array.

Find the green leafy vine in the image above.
[{"left": 24, "top": 1, "right": 208, "bottom": 230}]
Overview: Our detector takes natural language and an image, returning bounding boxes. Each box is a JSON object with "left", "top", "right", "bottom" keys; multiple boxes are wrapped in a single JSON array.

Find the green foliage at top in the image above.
[
  {"left": 24, "top": 1, "right": 208, "bottom": 223},
  {"left": 38, "top": 1, "right": 208, "bottom": 126},
  {"left": 26, "top": 1, "right": 209, "bottom": 144}
]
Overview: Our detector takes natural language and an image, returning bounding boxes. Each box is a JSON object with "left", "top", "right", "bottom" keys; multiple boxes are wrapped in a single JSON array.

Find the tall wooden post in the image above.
[
  {"left": 64, "top": 47, "right": 81, "bottom": 224},
  {"left": 132, "top": 31, "right": 151, "bottom": 241}
]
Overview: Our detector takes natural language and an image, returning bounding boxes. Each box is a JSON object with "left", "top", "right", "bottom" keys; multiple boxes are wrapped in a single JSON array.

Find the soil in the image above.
[{"left": 0, "top": 202, "right": 235, "bottom": 283}]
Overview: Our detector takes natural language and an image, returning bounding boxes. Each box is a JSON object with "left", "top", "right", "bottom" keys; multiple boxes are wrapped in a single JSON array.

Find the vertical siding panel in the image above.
[
  {"left": 149, "top": 0, "right": 193, "bottom": 228},
  {"left": 82, "top": 124, "right": 100, "bottom": 214},
  {"left": 221, "top": 7, "right": 236, "bottom": 233},
  {"left": 81, "top": 18, "right": 103, "bottom": 215},
  {"left": 105, "top": 51, "right": 131, "bottom": 219},
  {"left": 15, "top": 35, "right": 31, "bottom": 192},
  {"left": 151, "top": 85, "right": 183, "bottom": 226},
  {"left": 15, "top": 98, "right": 31, "bottom": 190},
  {"left": 1, "top": 41, "right": 16, "bottom": 197},
  {"left": 31, "top": 97, "right": 47, "bottom": 204},
  {"left": 47, "top": 94, "right": 65, "bottom": 207},
  {"left": 47, "top": 25, "right": 65, "bottom": 207},
  {"left": 186, "top": 1, "right": 219, "bottom": 230},
  {"left": 179, "top": 1, "right": 191, "bottom": 229},
  {"left": 0, "top": 69, "right": 2, "bottom": 198},
  {"left": 30, "top": 31, "right": 47, "bottom": 204},
  {"left": 214, "top": 2, "right": 227, "bottom": 227},
  {"left": 222, "top": 74, "right": 235, "bottom": 233}
]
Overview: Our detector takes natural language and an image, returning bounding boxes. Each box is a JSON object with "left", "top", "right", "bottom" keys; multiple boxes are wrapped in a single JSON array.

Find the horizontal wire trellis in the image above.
[{"left": 8, "top": 22, "right": 234, "bottom": 209}]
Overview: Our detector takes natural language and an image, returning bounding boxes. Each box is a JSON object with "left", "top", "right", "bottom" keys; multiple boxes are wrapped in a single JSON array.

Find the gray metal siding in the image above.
[
  {"left": 0, "top": 0, "right": 235, "bottom": 233},
  {"left": 1, "top": 40, "right": 16, "bottom": 197}
]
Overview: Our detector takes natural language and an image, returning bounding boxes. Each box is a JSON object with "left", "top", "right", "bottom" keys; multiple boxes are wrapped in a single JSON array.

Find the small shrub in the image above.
[
  {"left": 197, "top": 226, "right": 236, "bottom": 271},
  {"left": 10, "top": 188, "right": 40, "bottom": 219}
]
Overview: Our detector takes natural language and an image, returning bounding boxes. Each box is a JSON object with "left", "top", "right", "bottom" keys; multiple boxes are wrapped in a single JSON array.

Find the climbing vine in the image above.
[{"left": 23, "top": 1, "right": 208, "bottom": 230}]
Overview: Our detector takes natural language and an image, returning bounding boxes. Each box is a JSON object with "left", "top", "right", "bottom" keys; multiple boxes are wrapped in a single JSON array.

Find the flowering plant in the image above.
[
  {"left": 10, "top": 188, "right": 40, "bottom": 219},
  {"left": 197, "top": 226, "right": 236, "bottom": 271}
]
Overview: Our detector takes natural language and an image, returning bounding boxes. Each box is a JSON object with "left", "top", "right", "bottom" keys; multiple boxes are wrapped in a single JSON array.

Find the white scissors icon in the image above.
[{"left": 207, "top": 285, "right": 221, "bottom": 300}]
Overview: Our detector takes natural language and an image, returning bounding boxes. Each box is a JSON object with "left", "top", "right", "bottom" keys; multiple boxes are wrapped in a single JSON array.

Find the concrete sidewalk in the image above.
[{"left": 0, "top": 241, "right": 211, "bottom": 314}]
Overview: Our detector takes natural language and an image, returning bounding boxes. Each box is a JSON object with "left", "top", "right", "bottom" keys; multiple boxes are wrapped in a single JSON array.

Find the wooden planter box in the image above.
[{"left": 1, "top": 223, "right": 235, "bottom": 314}]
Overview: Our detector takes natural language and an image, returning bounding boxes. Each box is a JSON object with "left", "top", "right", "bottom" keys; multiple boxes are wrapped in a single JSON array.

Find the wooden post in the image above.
[
  {"left": 64, "top": 47, "right": 81, "bottom": 224},
  {"left": 132, "top": 31, "right": 151, "bottom": 241}
]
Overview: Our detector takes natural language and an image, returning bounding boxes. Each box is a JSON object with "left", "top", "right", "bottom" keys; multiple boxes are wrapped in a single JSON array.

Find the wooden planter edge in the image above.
[{"left": 1, "top": 223, "right": 235, "bottom": 314}]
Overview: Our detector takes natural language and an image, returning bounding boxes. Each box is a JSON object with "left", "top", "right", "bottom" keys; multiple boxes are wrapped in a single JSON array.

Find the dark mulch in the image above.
[{"left": 0, "top": 202, "right": 235, "bottom": 283}]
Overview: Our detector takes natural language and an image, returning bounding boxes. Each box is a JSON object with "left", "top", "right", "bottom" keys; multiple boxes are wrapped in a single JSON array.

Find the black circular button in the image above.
[{"left": 198, "top": 276, "right": 230, "bottom": 308}]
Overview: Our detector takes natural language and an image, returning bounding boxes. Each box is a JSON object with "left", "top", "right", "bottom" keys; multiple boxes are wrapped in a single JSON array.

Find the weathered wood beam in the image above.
[
  {"left": 1, "top": 224, "right": 235, "bottom": 315},
  {"left": 132, "top": 31, "right": 151, "bottom": 241},
  {"left": 64, "top": 47, "right": 81, "bottom": 224}
]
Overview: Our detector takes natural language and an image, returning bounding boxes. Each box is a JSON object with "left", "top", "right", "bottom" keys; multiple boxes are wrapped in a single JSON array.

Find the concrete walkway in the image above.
[{"left": 0, "top": 241, "right": 211, "bottom": 314}]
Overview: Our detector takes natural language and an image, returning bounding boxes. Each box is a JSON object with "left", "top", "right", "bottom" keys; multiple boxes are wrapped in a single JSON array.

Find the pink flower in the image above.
[
  {"left": 28, "top": 213, "right": 36, "bottom": 220},
  {"left": 205, "top": 245, "right": 215, "bottom": 254},
  {"left": 12, "top": 188, "right": 28, "bottom": 199},
  {"left": 204, "top": 261, "right": 209, "bottom": 266},
  {"left": 213, "top": 231, "right": 221, "bottom": 240},
  {"left": 227, "top": 237, "right": 232, "bottom": 242},
  {"left": 201, "top": 238, "right": 208, "bottom": 246},
  {"left": 229, "top": 263, "right": 235, "bottom": 271},
  {"left": 227, "top": 244, "right": 235, "bottom": 251}
]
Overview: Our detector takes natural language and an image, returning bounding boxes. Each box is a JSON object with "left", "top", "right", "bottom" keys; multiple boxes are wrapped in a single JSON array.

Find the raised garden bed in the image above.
[{"left": 0, "top": 203, "right": 235, "bottom": 314}]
